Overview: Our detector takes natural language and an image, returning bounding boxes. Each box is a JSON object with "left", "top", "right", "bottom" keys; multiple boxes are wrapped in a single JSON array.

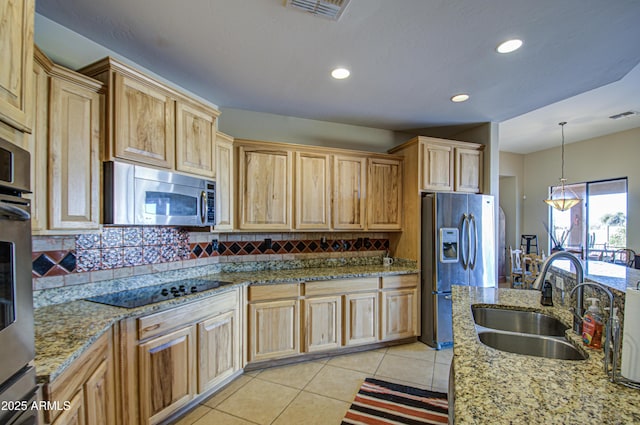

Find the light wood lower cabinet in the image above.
[
  {"left": 121, "top": 288, "right": 242, "bottom": 425},
  {"left": 381, "top": 275, "right": 419, "bottom": 341},
  {"left": 43, "top": 329, "right": 115, "bottom": 425},
  {"left": 304, "top": 295, "right": 342, "bottom": 352},
  {"left": 344, "top": 292, "right": 379, "bottom": 346},
  {"left": 249, "top": 299, "right": 300, "bottom": 361},
  {"left": 51, "top": 390, "right": 85, "bottom": 425},
  {"left": 198, "top": 309, "right": 240, "bottom": 393},
  {"left": 138, "top": 326, "right": 196, "bottom": 424}
]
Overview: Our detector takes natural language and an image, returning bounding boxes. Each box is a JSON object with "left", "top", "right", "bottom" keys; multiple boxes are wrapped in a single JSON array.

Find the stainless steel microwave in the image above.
[{"left": 104, "top": 161, "right": 215, "bottom": 226}]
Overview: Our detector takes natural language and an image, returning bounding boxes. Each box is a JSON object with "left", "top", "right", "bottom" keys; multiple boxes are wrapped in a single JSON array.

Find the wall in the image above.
[
  {"left": 522, "top": 127, "right": 640, "bottom": 253},
  {"left": 499, "top": 151, "right": 525, "bottom": 250},
  {"left": 219, "top": 108, "right": 411, "bottom": 152}
]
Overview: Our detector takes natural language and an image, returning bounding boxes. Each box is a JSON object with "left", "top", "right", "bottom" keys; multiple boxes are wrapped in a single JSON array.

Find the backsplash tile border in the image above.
[{"left": 32, "top": 228, "right": 390, "bottom": 292}]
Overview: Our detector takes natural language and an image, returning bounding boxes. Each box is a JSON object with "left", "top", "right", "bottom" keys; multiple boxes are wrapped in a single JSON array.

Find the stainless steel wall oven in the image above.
[{"left": 0, "top": 137, "right": 37, "bottom": 424}]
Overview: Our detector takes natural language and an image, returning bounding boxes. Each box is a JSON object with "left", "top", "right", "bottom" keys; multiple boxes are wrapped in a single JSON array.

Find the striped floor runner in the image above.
[{"left": 341, "top": 378, "right": 448, "bottom": 425}]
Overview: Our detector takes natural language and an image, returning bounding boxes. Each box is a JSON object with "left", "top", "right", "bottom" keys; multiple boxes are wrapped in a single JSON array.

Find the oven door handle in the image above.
[{"left": 0, "top": 201, "right": 30, "bottom": 221}]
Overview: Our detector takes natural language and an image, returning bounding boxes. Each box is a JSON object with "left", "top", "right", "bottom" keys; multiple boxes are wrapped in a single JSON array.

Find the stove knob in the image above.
[
  {"left": 179, "top": 285, "right": 186, "bottom": 292},
  {"left": 161, "top": 288, "right": 169, "bottom": 296},
  {"left": 190, "top": 286, "right": 197, "bottom": 293}
]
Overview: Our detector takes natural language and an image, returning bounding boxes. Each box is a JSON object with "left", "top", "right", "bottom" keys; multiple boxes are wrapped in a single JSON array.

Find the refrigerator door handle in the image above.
[
  {"left": 469, "top": 214, "right": 478, "bottom": 270},
  {"left": 461, "top": 214, "right": 469, "bottom": 269}
]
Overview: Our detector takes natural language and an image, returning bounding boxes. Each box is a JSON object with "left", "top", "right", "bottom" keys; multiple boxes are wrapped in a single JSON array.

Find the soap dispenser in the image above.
[{"left": 582, "top": 298, "right": 604, "bottom": 349}]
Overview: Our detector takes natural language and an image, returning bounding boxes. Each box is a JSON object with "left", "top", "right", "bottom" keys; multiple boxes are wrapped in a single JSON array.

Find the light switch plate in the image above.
[{"left": 556, "top": 276, "right": 564, "bottom": 290}]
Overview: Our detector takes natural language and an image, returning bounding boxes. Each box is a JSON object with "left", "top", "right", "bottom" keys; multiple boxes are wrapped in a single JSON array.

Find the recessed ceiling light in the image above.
[
  {"left": 496, "top": 39, "right": 523, "bottom": 54},
  {"left": 331, "top": 67, "right": 350, "bottom": 79},
  {"left": 451, "top": 94, "right": 469, "bottom": 103}
]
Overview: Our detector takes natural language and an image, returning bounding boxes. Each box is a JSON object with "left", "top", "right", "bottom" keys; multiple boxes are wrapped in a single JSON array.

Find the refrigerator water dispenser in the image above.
[{"left": 440, "top": 228, "right": 459, "bottom": 263}]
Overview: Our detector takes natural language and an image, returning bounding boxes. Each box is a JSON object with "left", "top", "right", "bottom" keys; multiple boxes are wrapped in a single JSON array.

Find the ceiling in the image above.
[{"left": 36, "top": 0, "right": 640, "bottom": 154}]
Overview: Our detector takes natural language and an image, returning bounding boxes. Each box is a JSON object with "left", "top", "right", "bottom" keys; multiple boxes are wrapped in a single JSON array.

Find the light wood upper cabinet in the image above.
[
  {"left": 26, "top": 48, "right": 103, "bottom": 233},
  {"left": 392, "top": 136, "right": 483, "bottom": 194},
  {"left": 237, "top": 144, "right": 293, "bottom": 230},
  {"left": 0, "top": 0, "right": 34, "bottom": 133},
  {"left": 295, "top": 151, "right": 331, "bottom": 230},
  {"left": 79, "top": 57, "right": 221, "bottom": 179},
  {"left": 333, "top": 154, "right": 366, "bottom": 230},
  {"left": 138, "top": 326, "right": 196, "bottom": 425},
  {"left": 25, "top": 56, "right": 48, "bottom": 232},
  {"left": 48, "top": 76, "right": 102, "bottom": 230},
  {"left": 420, "top": 141, "right": 453, "bottom": 191},
  {"left": 367, "top": 157, "right": 402, "bottom": 230},
  {"left": 176, "top": 100, "right": 219, "bottom": 178},
  {"left": 113, "top": 73, "right": 175, "bottom": 168},
  {"left": 214, "top": 131, "right": 234, "bottom": 230},
  {"left": 455, "top": 147, "right": 483, "bottom": 193}
]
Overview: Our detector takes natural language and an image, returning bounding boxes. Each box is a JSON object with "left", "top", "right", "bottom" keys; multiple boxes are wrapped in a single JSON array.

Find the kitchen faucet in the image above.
[{"left": 531, "top": 251, "right": 584, "bottom": 334}]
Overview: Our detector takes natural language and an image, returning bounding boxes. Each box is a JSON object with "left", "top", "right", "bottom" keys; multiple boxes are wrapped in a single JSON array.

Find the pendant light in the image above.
[{"left": 544, "top": 122, "right": 581, "bottom": 211}]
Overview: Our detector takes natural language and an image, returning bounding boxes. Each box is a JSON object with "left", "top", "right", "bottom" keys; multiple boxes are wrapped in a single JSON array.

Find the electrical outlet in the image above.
[{"left": 556, "top": 276, "right": 564, "bottom": 290}]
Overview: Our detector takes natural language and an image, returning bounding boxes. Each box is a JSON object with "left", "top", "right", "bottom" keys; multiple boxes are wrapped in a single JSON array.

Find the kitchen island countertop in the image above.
[
  {"left": 452, "top": 286, "right": 640, "bottom": 424},
  {"left": 35, "top": 263, "right": 418, "bottom": 384}
]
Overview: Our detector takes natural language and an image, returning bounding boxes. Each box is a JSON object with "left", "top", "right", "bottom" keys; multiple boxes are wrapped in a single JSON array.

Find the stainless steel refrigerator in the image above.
[{"left": 420, "top": 192, "right": 496, "bottom": 349}]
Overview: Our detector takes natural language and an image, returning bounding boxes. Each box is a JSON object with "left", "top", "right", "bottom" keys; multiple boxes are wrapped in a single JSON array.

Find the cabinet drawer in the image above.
[
  {"left": 138, "top": 289, "right": 238, "bottom": 341},
  {"left": 381, "top": 274, "right": 419, "bottom": 289},
  {"left": 248, "top": 284, "right": 300, "bottom": 301},
  {"left": 304, "top": 278, "right": 379, "bottom": 296}
]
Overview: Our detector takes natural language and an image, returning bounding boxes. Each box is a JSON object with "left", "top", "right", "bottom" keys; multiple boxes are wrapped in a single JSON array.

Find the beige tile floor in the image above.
[{"left": 172, "top": 342, "right": 452, "bottom": 425}]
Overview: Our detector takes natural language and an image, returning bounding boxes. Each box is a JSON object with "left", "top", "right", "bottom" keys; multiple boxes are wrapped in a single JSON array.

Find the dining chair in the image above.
[
  {"left": 509, "top": 246, "right": 527, "bottom": 288},
  {"left": 611, "top": 249, "right": 636, "bottom": 268}
]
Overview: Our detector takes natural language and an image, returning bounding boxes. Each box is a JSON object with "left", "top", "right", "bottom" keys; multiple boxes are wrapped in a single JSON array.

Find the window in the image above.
[{"left": 548, "top": 178, "right": 627, "bottom": 261}]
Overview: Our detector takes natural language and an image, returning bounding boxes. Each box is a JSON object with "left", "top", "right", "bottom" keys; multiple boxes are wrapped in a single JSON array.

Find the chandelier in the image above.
[{"left": 544, "top": 122, "right": 581, "bottom": 211}]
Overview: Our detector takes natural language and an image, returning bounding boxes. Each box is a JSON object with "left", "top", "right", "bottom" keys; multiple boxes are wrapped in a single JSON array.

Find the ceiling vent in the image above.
[
  {"left": 609, "top": 110, "right": 640, "bottom": 120},
  {"left": 285, "top": 0, "right": 351, "bottom": 21}
]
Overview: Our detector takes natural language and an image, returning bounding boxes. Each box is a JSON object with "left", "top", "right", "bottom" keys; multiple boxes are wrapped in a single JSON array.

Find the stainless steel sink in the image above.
[
  {"left": 477, "top": 331, "right": 588, "bottom": 361},
  {"left": 472, "top": 306, "right": 568, "bottom": 336}
]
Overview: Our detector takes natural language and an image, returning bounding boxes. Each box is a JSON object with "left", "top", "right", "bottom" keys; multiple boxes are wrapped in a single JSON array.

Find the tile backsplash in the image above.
[{"left": 32, "top": 227, "right": 389, "bottom": 292}]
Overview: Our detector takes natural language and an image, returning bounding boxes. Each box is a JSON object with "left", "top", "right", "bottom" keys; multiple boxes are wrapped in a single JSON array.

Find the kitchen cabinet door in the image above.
[
  {"left": 0, "top": 0, "right": 34, "bottom": 133},
  {"left": 295, "top": 151, "right": 331, "bottom": 230},
  {"left": 84, "top": 359, "right": 115, "bottom": 425},
  {"left": 455, "top": 147, "right": 483, "bottom": 193},
  {"left": 303, "top": 295, "right": 342, "bottom": 352},
  {"left": 381, "top": 288, "right": 418, "bottom": 340},
  {"left": 114, "top": 73, "right": 175, "bottom": 168},
  {"left": 344, "top": 292, "right": 378, "bottom": 346},
  {"left": 214, "top": 131, "right": 234, "bottom": 230},
  {"left": 248, "top": 299, "right": 299, "bottom": 362},
  {"left": 367, "top": 157, "right": 402, "bottom": 230},
  {"left": 138, "top": 326, "right": 196, "bottom": 425},
  {"left": 48, "top": 76, "right": 101, "bottom": 230},
  {"left": 176, "top": 101, "right": 218, "bottom": 178},
  {"left": 197, "top": 309, "right": 240, "bottom": 393},
  {"left": 238, "top": 145, "right": 293, "bottom": 230},
  {"left": 420, "top": 141, "right": 453, "bottom": 191},
  {"left": 333, "top": 154, "right": 366, "bottom": 230},
  {"left": 51, "top": 390, "right": 86, "bottom": 425},
  {"left": 25, "top": 56, "right": 48, "bottom": 232}
]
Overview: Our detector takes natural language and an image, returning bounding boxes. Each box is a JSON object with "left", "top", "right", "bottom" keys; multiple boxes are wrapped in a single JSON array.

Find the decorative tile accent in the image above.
[
  {"left": 123, "top": 247, "right": 144, "bottom": 267},
  {"left": 33, "top": 229, "right": 389, "bottom": 279},
  {"left": 101, "top": 228, "right": 123, "bottom": 248},
  {"left": 123, "top": 227, "right": 143, "bottom": 247}
]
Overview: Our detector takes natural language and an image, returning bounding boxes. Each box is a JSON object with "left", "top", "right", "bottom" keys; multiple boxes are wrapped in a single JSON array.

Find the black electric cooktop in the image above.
[{"left": 85, "top": 279, "right": 234, "bottom": 308}]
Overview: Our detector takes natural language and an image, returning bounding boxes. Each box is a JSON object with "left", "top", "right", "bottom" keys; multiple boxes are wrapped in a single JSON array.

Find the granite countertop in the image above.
[
  {"left": 452, "top": 286, "right": 640, "bottom": 424},
  {"left": 550, "top": 259, "right": 640, "bottom": 293},
  {"left": 35, "top": 264, "right": 418, "bottom": 384}
]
